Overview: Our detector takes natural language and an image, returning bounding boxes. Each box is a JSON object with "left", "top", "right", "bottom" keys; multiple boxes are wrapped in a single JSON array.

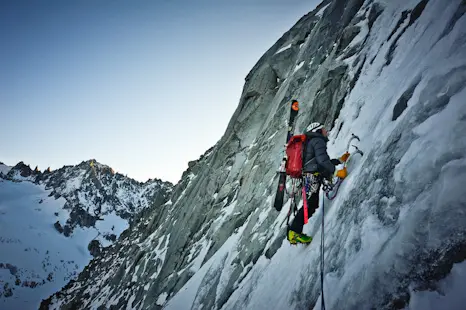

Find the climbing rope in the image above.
[
  {"left": 320, "top": 191, "right": 326, "bottom": 310},
  {"left": 325, "top": 178, "right": 341, "bottom": 200}
]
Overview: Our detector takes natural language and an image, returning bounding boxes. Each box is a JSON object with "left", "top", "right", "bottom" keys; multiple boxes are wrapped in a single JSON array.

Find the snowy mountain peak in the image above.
[
  {"left": 5, "top": 161, "right": 36, "bottom": 180},
  {"left": 30, "top": 160, "right": 173, "bottom": 234},
  {"left": 77, "top": 159, "right": 113, "bottom": 173}
]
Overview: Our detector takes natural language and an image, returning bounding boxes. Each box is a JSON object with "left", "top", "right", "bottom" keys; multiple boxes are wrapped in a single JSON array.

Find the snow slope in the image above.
[
  {"left": 0, "top": 180, "right": 93, "bottom": 309},
  {"left": 0, "top": 161, "right": 172, "bottom": 309}
]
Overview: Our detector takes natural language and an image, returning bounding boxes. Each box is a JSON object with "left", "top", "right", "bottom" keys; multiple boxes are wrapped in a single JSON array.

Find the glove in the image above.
[
  {"left": 340, "top": 152, "right": 350, "bottom": 163},
  {"left": 335, "top": 167, "right": 347, "bottom": 179},
  {"left": 330, "top": 159, "right": 341, "bottom": 165}
]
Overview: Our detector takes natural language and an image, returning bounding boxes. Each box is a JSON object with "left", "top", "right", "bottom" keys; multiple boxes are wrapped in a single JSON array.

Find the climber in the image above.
[{"left": 287, "top": 122, "right": 349, "bottom": 244}]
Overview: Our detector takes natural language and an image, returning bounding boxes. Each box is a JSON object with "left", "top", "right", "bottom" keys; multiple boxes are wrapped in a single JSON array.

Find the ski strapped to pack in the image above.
[{"left": 273, "top": 100, "right": 299, "bottom": 212}]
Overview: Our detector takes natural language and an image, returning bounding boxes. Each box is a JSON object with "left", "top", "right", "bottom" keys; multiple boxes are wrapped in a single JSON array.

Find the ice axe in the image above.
[
  {"left": 346, "top": 133, "right": 360, "bottom": 152},
  {"left": 343, "top": 144, "right": 364, "bottom": 168}
]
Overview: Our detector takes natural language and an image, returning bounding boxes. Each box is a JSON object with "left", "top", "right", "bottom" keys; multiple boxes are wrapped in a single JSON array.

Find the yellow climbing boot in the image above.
[
  {"left": 287, "top": 230, "right": 297, "bottom": 244},
  {"left": 288, "top": 230, "right": 312, "bottom": 244}
]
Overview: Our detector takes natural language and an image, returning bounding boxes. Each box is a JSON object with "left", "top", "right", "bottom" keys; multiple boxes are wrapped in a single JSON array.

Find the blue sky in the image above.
[{"left": 1, "top": 0, "right": 319, "bottom": 183}]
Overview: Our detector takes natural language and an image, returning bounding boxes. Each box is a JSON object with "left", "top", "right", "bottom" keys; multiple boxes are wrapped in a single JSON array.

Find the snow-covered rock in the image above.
[{"left": 0, "top": 162, "right": 12, "bottom": 176}]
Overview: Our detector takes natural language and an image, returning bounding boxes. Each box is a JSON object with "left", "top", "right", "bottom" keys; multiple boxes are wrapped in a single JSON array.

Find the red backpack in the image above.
[{"left": 285, "top": 134, "right": 306, "bottom": 178}]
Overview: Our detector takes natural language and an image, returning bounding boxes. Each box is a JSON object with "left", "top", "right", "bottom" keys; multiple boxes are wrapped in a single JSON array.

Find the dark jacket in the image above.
[{"left": 302, "top": 132, "right": 336, "bottom": 177}]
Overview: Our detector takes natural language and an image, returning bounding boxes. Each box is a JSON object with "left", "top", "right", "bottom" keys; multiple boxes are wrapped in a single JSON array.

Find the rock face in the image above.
[{"left": 42, "top": 0, "right": 466, "bottom": 309}]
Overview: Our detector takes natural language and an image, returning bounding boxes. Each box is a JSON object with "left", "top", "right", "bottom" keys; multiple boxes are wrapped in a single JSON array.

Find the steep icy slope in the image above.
[
  {"left": 0, "top": 161, "right": 172, "bottom": 309},
  {"left": 43, "top": 0, "right": 466, "bottom": 309}
]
